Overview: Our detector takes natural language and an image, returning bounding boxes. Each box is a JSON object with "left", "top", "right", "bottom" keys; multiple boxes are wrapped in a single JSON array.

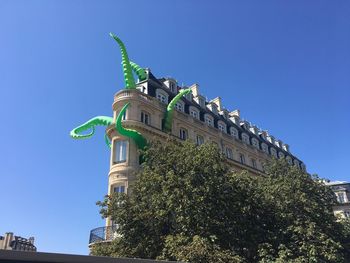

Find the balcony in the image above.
[{"left": 89, "top": 226, "right": 118, "bottom": 245}]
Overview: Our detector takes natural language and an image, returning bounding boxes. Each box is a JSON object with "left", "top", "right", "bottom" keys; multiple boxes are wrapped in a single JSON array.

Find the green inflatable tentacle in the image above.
[
  {"left": 109, "top": 33, "right": 136, "bottom": 89},
  {"left": 70, "top": 116, "right": 114, "bottom": 147},
  {"left": 130, "top": 61, "right": 147, "bottom": 82},
  {"left": 164, "top": 88, "right": 192, "bottom": 132},
  {"left": 116, "top": 103, "right": 147, "bottom": 150}
]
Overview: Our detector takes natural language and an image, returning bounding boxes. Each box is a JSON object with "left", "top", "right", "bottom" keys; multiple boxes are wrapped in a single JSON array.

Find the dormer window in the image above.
[
  {"left": 156, "top": 89, "right": 169, "bottom": 104},
  {"left": 286, "top": 156, "right": 293, "bottom": 165},
  {"left": 218, "top": 121, "right": 227, "bottom": 133},
  {"left": 175, "top": 100, "right": 184, "bottom": 112},
  {"left": 241, "top": 133, "right": 250, "bottom": 144},
  {"left": 230, "top": 127, "right": 239, "bottom": 139},
  {"left": 204, "top": 114, "right": 214, "bottom": 127},
  {"left": 252, "top": 138, "right": 259, "bottom": 149},
  {"left": 189, "top": 106, "right": 200, "bottom": 120}
]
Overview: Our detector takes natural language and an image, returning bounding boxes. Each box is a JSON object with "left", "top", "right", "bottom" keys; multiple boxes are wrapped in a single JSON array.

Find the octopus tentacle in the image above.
[
  {"left": 164, "top": 88, "right": 192, "bottom": 132},
  {"left": 70, "top": 116, "right": 114, "bottom": 147},
  {"left": 110, "top": 33, "right": 136, "bottom": 89},
  {"left": 130, "top": 61, "right": 147, "bottom": 82},
  {"left": 116, "top": 103, "right": 147, "bottom": 150}
]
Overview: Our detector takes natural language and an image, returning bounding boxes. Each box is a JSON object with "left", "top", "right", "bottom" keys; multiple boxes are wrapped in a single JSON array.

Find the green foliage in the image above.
[{"left": 94, "top": 140, "right": 347, "bottom": 262}]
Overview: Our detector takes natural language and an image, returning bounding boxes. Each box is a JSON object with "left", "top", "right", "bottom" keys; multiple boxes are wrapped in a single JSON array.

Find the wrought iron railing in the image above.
[{"left": 89, "top": 225, "right": 118, "bottom": 244}]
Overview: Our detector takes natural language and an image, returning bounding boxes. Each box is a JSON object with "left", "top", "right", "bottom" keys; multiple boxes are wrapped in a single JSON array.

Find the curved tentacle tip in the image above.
[{"left": 109, "top": 32, "right": 116, "bottom": 38}]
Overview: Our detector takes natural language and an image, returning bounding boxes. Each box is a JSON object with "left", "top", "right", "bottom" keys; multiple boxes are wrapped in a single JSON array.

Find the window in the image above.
[
  {"left": 226, "top": 147, "right": 233, "bottom": 160},
  {"left": 261, "top": 143, "right": 269, "bottom": 154},
  {"left": 179, "top": 128, "right": 187, "bottom": 140},
  {"left": 344, "top": 211, "right": 350, "bottom": 218},
  {"left": 252, "top": 138, "right": 259, "bottom": 149},
  {"left": 114, "top": 185, "right": 125, "bottom": 193},
  {"left": 204, "top": 114, "right": 214, "bottom": 127},
  {"left": 122, "top": 110, "right": 127, "bottom": 120},
  {"left": 156, "top": 89, "right": 168, "bottom": 104},
  {"left": 270, "top": 148, "right": 277, "bottom": 158},
  {"left": 239, "top": 153, "right": 245, "bottom": 164},
  {"left": 337, "top": 192, "right": 346, "bottom": 203},
  {"left": 175, "top": 101, "right": 184, "bottom": 112},
  {"left": 251, "top": 158, "right": 257, "bottom": 168},
  {"left": 293, "top": 159, "right": 299, "bottom": 167},
  {"left": 230, "top": 127, "right": 239, "bottom": 139},
  {"left": 140, "top": 111, "right": 150, "bottom": 125},
  {"left": 218, "top": 121, "right": 226, "bottom": 133},
  {"left": 196, "top": 135, "right": 204, "bottom": 145},
  {"left": 242, "top": 133, "right": 250, "bottom": 144},
  {"left": 114, "top": 140, "right": 128, "bottom": 163},
  {"left": 286, "top": 156, "right": 293, "bottom": 165},
  {"left": 278, "top": 152, "right": 285, "bottom": 159},
  {"left": 190, "top": 106, "right": 199, "bottom": 119}
]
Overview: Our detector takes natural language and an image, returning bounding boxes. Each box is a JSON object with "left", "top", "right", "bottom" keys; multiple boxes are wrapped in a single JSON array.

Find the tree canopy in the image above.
[{"left": 92, "top": 140, "right": 348, "bottom": 262}]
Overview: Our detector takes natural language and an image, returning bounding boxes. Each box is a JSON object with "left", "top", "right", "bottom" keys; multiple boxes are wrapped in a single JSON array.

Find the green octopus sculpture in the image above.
[
  {"left": 70, "top": 33, "right": 191, "bottom": 150},
  {"left": 70, "top": 103, "right": 146, "bottom": 150},
  {"left": 164, "top": 88, "right": 192, "bottom": 133}
]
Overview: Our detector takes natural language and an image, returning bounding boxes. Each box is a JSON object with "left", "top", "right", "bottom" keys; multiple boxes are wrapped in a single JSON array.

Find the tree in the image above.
[{"left": 92, "top": 140, "right": 347, "bottom": 262}]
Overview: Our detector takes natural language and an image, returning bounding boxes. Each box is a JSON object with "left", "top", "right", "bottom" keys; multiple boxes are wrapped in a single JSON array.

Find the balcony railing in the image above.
[{"left": 89, "top": 226, "right": 118, "bottom": 245}]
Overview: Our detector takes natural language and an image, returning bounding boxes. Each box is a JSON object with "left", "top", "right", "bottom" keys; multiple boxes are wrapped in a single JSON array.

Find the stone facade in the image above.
[
  {"left": 326, "top": 181, "right": 350, "bottom": 219},
  {"left": 0, "top": 232, "right": 36, "bottom": 252},
  {"left": 104, "top": 70, "right": 305, "bottom": 227}
]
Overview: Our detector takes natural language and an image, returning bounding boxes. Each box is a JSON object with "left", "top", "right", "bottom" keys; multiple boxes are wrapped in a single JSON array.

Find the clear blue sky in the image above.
[{"left": 1, "top": 0, "right": 349, "bottom": 255}]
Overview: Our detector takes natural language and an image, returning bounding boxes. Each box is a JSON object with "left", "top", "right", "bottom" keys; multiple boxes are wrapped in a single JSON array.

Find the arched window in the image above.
[
  {"left": 218, "top": 121, "right": 227, "bottom": 133},
  {"left": 189, "top": 106, "right": 200, "bottom": 119},
  {"left": 230, "top": 127, "right": 239, "bottom": 139},
  {"left": 156, "top": 89, "right": 169, "bottom": 104},
  {"left": 241, "top": 133, "right": 250, "bottom": 144}
]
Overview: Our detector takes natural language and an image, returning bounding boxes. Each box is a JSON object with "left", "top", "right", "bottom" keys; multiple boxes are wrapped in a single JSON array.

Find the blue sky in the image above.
[{"left": 0, "top": 0, "right": 349, "bottom": 255}]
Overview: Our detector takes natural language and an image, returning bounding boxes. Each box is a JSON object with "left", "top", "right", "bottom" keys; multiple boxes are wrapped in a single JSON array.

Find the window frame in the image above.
[
  {"left": 113, "top": 140, "right": 128, "bottom": 164},
  {"left": 156, "top": 89, "right": 169, "bottom": 104},
  {"left": 140, "top": 111, "right": 150, "bottom": 125},
  {"left": 179, "top": 128, "right": 188, "bottom": 140}
]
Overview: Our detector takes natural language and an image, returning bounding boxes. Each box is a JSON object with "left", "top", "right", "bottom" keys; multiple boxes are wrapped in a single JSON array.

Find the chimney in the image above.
[
  {"left": 189, "top": 84, "right": 200, "bottom": 97},
  {"left": 4, "top": 232, "right": 13, "bottom": 249},
  {"left": 210, "top": 97, "right": 223, "bottom": 111},
  {"left": 207, "top": 102, "right": 218, "bottom": 115},
  {"left": 249, "top": 125, "right": 259, "bottom": 135},
  {"left": 283, "top": 144, "right": 290, "bottom": 152},
  {"left": 260, "top": 130, "right": 268, "bottom": 140},
  {"left": 267, "top": 134, "right": 275, "bottom": 144}
]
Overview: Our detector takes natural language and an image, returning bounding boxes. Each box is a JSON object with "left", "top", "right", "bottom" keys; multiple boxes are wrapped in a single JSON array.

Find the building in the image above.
[
  {"left": 326, "top": 181, "right": 350, "bottom": 219},
  {"left": 70, "top": 34, "right": 305, "bottom": 246},
  {"left": 0, "top": 232, "right": 36, "bottom": 252}
]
